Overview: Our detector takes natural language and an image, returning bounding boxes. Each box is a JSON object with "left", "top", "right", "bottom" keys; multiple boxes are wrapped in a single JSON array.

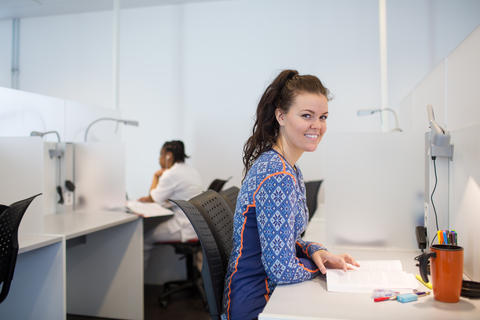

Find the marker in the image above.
[
  {"left": 415, "top": 274, "right": 432, "bottom": 289},
  {"left": 451, "top": 230, "right": 457, "bottom": 245},
  {"left": 374, "top": 296, "right": 396, "bottom": 302},
  {"left": 438, "top": 230, "right": 443, "bottom": 244}
]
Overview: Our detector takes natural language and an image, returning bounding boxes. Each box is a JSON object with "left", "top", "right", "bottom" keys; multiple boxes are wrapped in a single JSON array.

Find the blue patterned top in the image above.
[{"left": 221, "top": 149, "right": 326, "bottom": 320}]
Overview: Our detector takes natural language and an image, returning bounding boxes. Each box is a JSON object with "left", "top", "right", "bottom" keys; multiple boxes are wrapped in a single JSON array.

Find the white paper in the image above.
[
  {"left": 326, "top": 260, "right": 418, "bottom": 293},
  {"left": 126, "top": 200, "right": 173, "bottom": 218}
]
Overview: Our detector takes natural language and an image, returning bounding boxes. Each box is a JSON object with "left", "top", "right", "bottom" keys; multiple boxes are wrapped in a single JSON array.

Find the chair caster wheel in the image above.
[{"left": 159, "top": 298, "right": 168, "bottom": 308}]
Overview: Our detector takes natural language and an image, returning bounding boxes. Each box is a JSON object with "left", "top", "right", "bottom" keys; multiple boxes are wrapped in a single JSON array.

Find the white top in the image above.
[{"left": 150, "top": 162, "right": 203, "bottom": 241}]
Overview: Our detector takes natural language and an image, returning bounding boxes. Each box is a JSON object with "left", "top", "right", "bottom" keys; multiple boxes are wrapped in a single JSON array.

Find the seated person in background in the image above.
[{"left": 138, "top": 140, "right": 203, "bottom": 266}]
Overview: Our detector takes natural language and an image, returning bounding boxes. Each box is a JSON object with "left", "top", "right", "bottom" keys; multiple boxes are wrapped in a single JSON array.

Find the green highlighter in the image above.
[{"left": 397, "top": 293, "right": 418, "bottom": 303}]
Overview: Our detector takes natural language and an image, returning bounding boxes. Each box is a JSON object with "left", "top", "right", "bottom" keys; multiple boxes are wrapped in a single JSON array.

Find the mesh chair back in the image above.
[
  {"left": 169, "top": 199, "right": 224, "bottom": 320},
  {"left": 207, "top": 177, "right": 230, "bottom": 192},
  {"left": 305, "top": 180, "right": 323, "bottom": 221},
  {"left": 0, "top": 194, "right": 41, "bottom": 303},
  {"left": 219, "top": 186, "right": 240, "bottom": 213},
  {"left": 189, "top": 190, "right": 233, "bottom": 272}
]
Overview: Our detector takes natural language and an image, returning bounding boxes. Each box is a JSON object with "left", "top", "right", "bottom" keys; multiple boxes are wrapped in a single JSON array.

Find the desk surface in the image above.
[
  {"left": 259, "top": 246, "right": 480, "bottom": 320},
  {"left": 18, "top": 233, "right": 63, "bottom": 254},
  {"left": 43, "top": 210, "right": 139, "bottom": 239}
]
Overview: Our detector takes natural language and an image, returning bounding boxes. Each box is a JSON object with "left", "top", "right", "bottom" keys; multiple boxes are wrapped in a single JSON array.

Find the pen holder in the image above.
[{"left": 415, "top": 244, "right": 463, "bottom": 303}]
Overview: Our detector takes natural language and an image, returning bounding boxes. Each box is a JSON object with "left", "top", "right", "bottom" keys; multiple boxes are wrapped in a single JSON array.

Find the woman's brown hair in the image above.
[{"left": 242, "top": 69, "right": 330, "bottom": 176}]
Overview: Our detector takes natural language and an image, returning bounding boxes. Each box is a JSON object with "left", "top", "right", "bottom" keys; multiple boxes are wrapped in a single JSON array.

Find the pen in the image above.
[
  {"left": 452, "top": 230, "right": 457, "bottom": 245},
  {"left": 374, "top": 296, "right": 396, "bottom": 302},
  {"left": 443, "top": 230, "right": 449, "bottom": 244}
]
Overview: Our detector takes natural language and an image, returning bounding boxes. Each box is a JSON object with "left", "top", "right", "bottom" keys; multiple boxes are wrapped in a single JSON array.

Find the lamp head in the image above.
[
  {"left": 357, "top": 109, "right": 379, "bottom": 116},
  {"left": 122, "top": 120, "right": 139, "bottom": 126},
  {"left": 30, "top": 131, "right": 44, "bottom": 137},
  {"left": 30, "top": 130, "right": 61, "bottom": 142}
]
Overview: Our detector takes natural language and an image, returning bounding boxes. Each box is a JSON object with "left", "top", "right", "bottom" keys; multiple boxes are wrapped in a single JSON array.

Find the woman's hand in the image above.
[
  {"left": 154, "top": 169, "right": 165, "bottom": 178},
  {"left": 137, "top": 195, "right": 153, "bottom": 202},
  {"left": 311, "top": 250, "right": 360, "bottom": 275}
]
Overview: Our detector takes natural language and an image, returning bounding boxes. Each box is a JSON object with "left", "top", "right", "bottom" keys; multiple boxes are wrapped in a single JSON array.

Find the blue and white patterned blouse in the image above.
[{"left": 222, "top": 149, "right": 326, "bottom": 320}]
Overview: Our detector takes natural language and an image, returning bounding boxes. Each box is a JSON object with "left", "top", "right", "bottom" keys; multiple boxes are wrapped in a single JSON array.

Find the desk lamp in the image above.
[
  {"left": 357, "top": 108, "right": 403, "bottom": 132},
  {"left": 84, "top": 117, "right": 139, "bottom": 142},
  {"left": 30, "top": 130, "right": 65, "bottom": 204},
  {"left": 30, "top": 130, "right": 63, "bottom": 157}
]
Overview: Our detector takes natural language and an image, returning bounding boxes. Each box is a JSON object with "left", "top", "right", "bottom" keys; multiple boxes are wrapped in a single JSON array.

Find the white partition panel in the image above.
[
  {"left": 450, "top": 125, "right": 480, "bottom": 281},
  {"left": 447, "top": 26, "right": 480, "bottom": 132},
  {"left": 64, "top": 100, "right": 120, "bottom": 143},
  {"left": 317, "top": 132, "right": 424, "bottom": 249},
  {"left": 0, "top": 87, "right": 65, "bottom": 139},
  {"left": 74, "top": 142, "right": 126, "bottom": 211},
  {"left": 0, "top": 137, "right": 44, "bottom": 233}
]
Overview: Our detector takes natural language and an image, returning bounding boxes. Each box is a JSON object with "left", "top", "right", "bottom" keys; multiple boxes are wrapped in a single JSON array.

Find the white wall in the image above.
[
  {"left": 387, "top": 0, "right": 480, "bottom": 109},
  {"left": 0, "top": 0, "right": 479, "bottom": 252},
  {"left": 181, "top": 0, "right": 382, "bottom": 189},
  {"left": 0, "top": 19, "right": 11, "bottom": 87},
  {"left": 1, "top": 0, "right": 477, "bottom": 199},
  {"left": 19, "top": 12, "right": 114, "bottom": 109},
  {"left": 119, "top": 5, "right": 185, "bottom": 199}
]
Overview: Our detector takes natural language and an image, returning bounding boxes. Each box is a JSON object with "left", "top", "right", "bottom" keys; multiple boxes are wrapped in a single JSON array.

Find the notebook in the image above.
[{"left": 326, "top": 260, "right": 418, "bottom": 293}]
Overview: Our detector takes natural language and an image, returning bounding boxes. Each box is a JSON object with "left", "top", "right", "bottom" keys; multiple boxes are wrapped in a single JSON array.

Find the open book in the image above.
[
  {"left": 326, "top": 260, "right": 418, "bottom": 293},
  {"left": 126, "top": 200, "right": 174, "bottom": 218}
]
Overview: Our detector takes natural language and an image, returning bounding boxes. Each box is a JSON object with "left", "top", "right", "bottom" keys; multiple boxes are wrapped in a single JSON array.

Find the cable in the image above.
[{"left": 429, "top": 156, "right": 440, "bottom": 247}]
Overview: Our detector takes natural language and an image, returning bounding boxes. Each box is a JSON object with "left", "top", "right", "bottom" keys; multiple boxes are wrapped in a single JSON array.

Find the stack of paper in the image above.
[
  {"left": 326, "top": 260, "right": 418, "bottom": 293},
  {"left": 126, "top": 200, "right": 173, "bottom": 218}
]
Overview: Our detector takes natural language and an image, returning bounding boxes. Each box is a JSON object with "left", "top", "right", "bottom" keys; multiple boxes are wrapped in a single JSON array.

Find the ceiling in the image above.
[{"left": 0, "top": 0, "right": 222, "bottom": 20}]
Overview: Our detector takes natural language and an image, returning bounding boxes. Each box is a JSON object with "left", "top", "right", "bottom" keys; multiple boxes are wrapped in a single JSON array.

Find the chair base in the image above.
[{"left": 158, "top": 271, "right": 206, "bottom": 308}]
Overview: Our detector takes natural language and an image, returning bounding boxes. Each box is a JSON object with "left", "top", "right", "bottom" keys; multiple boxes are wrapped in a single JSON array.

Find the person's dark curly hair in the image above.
[{"left": 163, "top": 140, "right": 189, "bottom": 163}]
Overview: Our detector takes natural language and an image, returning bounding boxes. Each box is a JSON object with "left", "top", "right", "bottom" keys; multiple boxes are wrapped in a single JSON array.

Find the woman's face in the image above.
[
  {"left": 159, "top": 148, "right": 173, "bottom": 169},
  {"left": 276, "top": 92, "right": 329, "bottom": 156}
]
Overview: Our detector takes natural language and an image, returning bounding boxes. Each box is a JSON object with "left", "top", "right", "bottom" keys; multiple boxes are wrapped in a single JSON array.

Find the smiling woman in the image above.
[{"left": 221, "top": 70, "right": 359, "bottom": 320}]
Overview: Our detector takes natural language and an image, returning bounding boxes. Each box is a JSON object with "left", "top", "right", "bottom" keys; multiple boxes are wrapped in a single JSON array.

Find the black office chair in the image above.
[
  {"left": 219, "top": 186, "right": 240, "bottom": 214},
  {"left": 156, "top": 237, "right": 203, "bottom": 307},
  {"left": 0, "top": 194, "right": 41, "bottom": 303},
  {"left": 305, "top": 180, "right": 323, "bottom": 222},
  {"left": 170, "top": 198, "right": 225, "bottom": 320},
  {"left": 189, "top": 190, "right": 233, "bottom": 271},
  {"left": 207, "top": 177, "right": 231, "bottom": 192}
]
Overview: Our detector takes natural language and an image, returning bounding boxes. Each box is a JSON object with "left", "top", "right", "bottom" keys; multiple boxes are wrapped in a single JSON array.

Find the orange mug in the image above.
[{"left": 416, "top": 244, "right": 463, "bottom": 302}]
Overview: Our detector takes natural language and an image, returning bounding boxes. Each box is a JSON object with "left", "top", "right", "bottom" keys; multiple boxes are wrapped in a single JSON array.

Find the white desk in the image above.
[
  {"left": 43, "top": 210, "right": 143, "bottom": 320},
  {"left": 0, "top": 233, "right": 65, "bottom": 320},
  {"left": 259, "top": 246, "right": 480, "bottom": 320}
]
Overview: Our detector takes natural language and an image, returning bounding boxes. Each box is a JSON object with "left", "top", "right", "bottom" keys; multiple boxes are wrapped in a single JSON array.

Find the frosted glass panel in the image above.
[
  {"left": 74, "top": 142, "right": 125, "bottom": 211},
  {"left": 319, "top": 133, "right": 424, "bottom": 249},
  {"left": 0, "top": 137, "right": 44, "bottom": 233},
  {"left": 0, "top": 87, "right": 64, "bottom": 139},
  {"left": 450, "top": 125, "right": 480, "bottom": 281}
]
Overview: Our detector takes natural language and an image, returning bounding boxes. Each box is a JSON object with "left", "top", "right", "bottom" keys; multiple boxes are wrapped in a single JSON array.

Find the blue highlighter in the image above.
[{"left": 397, "top": 293, "right": 418, "bottom": 303}]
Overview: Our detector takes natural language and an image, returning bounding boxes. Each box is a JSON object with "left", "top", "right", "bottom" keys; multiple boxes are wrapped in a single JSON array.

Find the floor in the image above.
[{"left": 67, "top": 284, "right": 210, "bottom": 320}]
